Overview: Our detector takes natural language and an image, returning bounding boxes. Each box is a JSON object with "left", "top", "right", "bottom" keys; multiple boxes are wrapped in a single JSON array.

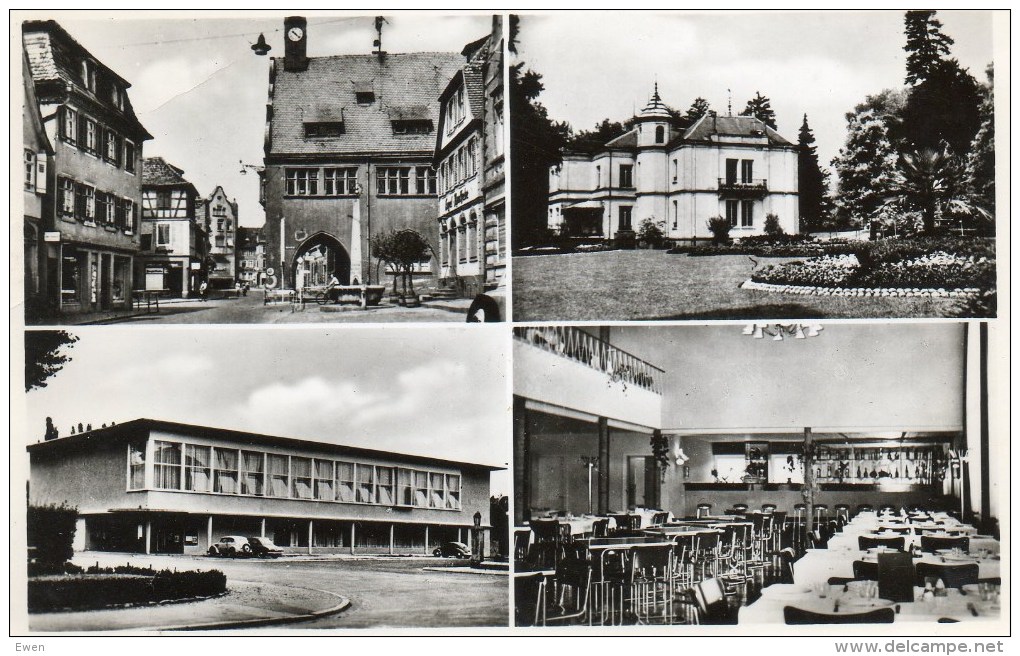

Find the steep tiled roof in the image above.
[
  {"left": 683, "top": 114, "right": 794, "bottom": 146},
  {"left": 143, "top": 157, "right": 195, "bottom": 191},
  {"left": 22, "top": 20, "right": 151, "bottom": 140},
  {"left": 269, "top": 52, "right": 463, "bottom": 157}
]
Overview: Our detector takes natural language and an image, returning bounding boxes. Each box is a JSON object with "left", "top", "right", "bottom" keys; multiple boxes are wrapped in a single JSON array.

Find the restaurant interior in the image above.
[{"left": 512, "top": 322, "right": 1002, "bottom": 627}]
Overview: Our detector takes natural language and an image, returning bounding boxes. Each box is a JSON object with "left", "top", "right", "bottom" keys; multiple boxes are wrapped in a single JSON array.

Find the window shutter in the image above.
[{"left": 35, "top": 153, "right": 47, "bottom": 194}]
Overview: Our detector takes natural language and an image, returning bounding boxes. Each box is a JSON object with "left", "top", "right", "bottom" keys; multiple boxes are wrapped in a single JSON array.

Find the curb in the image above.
[
  {"left": 420, "top": 566, "right": 508, "bottom": 576},
  {"left": 144, "top": 587, "right": 352, "bottom": 632},
  {"left": 741, "top": 279, "right": 983, "bottom": 298}
]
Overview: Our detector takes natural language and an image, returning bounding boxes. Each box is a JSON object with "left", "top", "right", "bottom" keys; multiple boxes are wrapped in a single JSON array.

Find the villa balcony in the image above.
[
  {"left": 718, "top": 178, "right": 768, "bottom": 198},
  {"left": 513, "top": 326, "right": 663, "bottom": 429}
]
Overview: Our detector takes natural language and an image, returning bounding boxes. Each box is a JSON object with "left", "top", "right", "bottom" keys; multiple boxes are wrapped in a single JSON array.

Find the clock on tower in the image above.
[{"left": 283, "top": 16, "right": 308, "bottom": 72}]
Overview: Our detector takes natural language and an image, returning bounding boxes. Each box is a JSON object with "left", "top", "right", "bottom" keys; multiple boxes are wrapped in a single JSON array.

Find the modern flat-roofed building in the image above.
[{"left": 28, "top": 418, "right": 500, "bottom": 556}]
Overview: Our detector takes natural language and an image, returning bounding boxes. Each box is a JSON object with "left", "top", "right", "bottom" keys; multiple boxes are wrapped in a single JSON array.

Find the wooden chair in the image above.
[
  {"left": 784, "top": 605, "right": 894, "bottom": 624},
  {"left": 915, "top": 562, "right": 979, "bottom": 589},
  {"left": 920, "top": 535, "right": 969, "bottom": 553}
]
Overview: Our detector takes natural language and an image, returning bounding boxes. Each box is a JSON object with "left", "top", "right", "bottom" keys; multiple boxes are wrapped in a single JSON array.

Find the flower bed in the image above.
[
  {"left": 750, "top": 237, "right": 996, "bottom": 294},
  {"left": 28, "top": 567, "right": 227, "bottom": 613}
]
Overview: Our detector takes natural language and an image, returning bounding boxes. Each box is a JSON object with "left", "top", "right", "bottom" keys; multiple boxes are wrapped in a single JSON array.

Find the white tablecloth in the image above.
[
  {"left": 793, "top": 549, "right": 1000, "bottom": 585},
  {"left": 739, "top": 584, "right": 1001, "bottom": 625}
]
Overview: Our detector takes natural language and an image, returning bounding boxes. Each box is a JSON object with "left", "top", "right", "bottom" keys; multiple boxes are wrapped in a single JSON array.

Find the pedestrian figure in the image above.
[{"left": 199, "top": 280, "right": 208, "bottom": 301}]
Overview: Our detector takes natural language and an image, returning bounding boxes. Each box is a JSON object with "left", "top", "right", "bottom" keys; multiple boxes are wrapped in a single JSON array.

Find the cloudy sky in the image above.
[
  {"left": 516, "top": 10, "right": 996, "bottom": 177},
  {"left": 22, "top": 11, "right": 493, "bottom": 227},
  {"left": 22, "top": 326, "right": 510, "bottom": 493}
]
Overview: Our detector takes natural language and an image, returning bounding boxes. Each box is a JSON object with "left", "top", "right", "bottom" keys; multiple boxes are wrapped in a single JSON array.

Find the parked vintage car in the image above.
[
  {"left": 433, "top": 541, "right": 471, "bottom": 558},
  {"left": 247, "top": 536, "right": 284, "bottom": 558},
  {"left": 208, "top": 535, "right": 251, "bottom": 557}
]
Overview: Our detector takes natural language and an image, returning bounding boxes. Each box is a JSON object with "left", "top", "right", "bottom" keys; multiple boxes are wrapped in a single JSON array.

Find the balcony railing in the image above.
[
  {"left": 514, "top": 326, "right": 664, "bottom": 394},
  {"left": 718, "top": 178, "right": 768, "bottom": 197}
]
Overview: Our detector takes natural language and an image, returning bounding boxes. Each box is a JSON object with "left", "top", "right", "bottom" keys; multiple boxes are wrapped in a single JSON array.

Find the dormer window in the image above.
[
  {"left": 110, "top": 85, "right": 124, "bottom": 110},
  {"left": 392, "top": 119, "right": 432, "bottom": 135},
  {"left": 354, "top": 80, "right": 375, "bottom": 105},
  {"left": 81, "top": 59, "right": 96, "bottom": 93},
  {"left": 304, "top": 122, "right": 345, "bottom": 138}
]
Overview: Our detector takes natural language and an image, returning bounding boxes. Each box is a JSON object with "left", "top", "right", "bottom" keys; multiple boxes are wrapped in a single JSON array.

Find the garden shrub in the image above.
[
  {"left": 706, "top": 216, "right": 732, "bottom": 245},
  {"left": 27, "top": 503, "right": 78, "bottom": 566},
  {"left": 764, "top": 213, "right": 785, "bottom": 237},
  {"left": 28, "top": 568, "right": 227, "bottom": 613}
]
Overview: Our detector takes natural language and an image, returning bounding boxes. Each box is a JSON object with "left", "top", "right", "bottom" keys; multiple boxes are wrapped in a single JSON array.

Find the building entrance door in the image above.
[{"left": 152, "top": 519, "right": 185, "bottom": 554}]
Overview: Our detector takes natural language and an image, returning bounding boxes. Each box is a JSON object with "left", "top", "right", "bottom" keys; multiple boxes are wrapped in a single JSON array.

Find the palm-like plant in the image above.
[{"left": 882, "top": 143, "right": 991, "bottom": 234}]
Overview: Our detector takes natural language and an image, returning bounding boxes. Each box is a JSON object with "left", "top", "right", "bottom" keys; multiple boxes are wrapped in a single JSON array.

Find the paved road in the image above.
[
  {"left": 74, "top": 293, "right": 465, "bottom": 325},
  {"left": 68, "top": 552, "right": 508, "bottom": 629}
]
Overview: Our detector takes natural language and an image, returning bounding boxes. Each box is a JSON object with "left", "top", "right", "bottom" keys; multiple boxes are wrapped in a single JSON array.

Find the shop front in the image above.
[{"left": 57, "top": 243, "right": 133, "bottom": 313}]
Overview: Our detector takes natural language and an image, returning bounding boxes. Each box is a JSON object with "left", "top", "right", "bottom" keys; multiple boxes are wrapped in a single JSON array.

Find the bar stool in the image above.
[
  {"left": 732, "top": 503, "right": 749, "bottom": 513},
  {"left": 856, "top": 504, "right": 874, "bottom": 515},
  {"left": 834, "top": 504, "right": 850, "bottom": 525},
  {"left": 696, "top": 503, "right": 712, "bottom": 519},
  {"left": 762, "top": 503, "right": 777, "bottom": 513},
  {"left": 792, "top": 503, "right": 807, "bottom": 552}
]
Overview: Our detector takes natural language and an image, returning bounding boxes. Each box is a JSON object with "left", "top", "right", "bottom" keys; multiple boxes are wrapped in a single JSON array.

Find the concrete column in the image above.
[
  {"left": 513, "top": 395, "right": 530, "bottom": 526},
  {"left": 351, "top": 201, "right": 363, "bottom": 284},
  {"left": 207, "top": 516, "right": 213, "bottom": 550},
  {"left": 598, "top": 416, "right": 610, "bottom": 514},
  {"left": 144, "top": 520, "right": 152, "bottom": 555},
  {"left": 458, "top": 527, "right": 463, "bottom": 543},
  {"left": 181, "top": 263, "right": 189, "bottom": 298},
  {"left": 260, "top": 518, "right": 266, "bottom": 537},
  {"left": 308, "top": 520, "right": 314, "bottom": 555},
  {"left": 389, "top": 524, "right": 395, "bottom": 555},
  {"left": 74, "top": 517, "right": 87, "bottom": 552},
  {"left": 424, "top": 525, "right": 430, "bottom": 555},
  {"left": 350, "top": 523, "right": 356, "bottom": 555}
]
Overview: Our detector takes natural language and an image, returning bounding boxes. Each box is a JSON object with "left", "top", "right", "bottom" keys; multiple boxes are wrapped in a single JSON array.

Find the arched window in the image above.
[{"left": 655, "top": 125, "right": 664, "bottom": 144}]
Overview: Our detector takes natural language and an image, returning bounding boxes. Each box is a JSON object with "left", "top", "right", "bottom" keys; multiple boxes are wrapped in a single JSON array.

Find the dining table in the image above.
[
  {"left": 739, "top": 582, "right": 1001, "bottom": 625},
  {"left": 792, "top": 547, "right": 1001, "bottom": 585}
]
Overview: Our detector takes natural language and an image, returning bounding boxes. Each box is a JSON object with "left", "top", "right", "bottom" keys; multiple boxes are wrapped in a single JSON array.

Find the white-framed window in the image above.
[
  {"left": 128, "top": 443, "right": 146, "bottom": 490},
  {"left": 467, "top": 137, "right": 477, "bottom": 177},
  {"left": 156, "top": 222, "right": 171, "bottom": 247},
  {"left": 336, "top": 461, "right": 355, "bottom": 502},
  {"left": 124, "top": 199, "right": 135, "bottom": 233},
  {"left": 673, "top": 200, "right": 678, "bottom": 230},
  {"left": 214, "top": 447, "right": 239, "bottom": 494},
  {"left": 726, "top": 199, "right": 739, "bottom": 227},
  {"left": 741, "top": 159, "right": 754, "bottom": 183},
  {"left": 415, "top": 167, "right": 437, "bottom": 195},
  {"left": 397, "top": 468, "right": 413, "bottom": 506},
  {"left": 619, "top": 206, "right": 633, "bottom": 231},
  {"left": 314, "top": 459, "right": 334, "bottom": 500},
  {"left": 356, "top": 464, "right": 375, "bottom": 503},
  {"left": 81, "top": 59, "right": 96, "bottom": 92},
  {"left": 104, "top": 129, "right": 120, "bottom": 166},
  {"left": 376, "top": 167, "right": 413, "bottom": 196},
  {"left": 185, "top": 444, "right": 211, "bottom": 492},
  {"left": 291, "top": 456, "right": 313, "bottom": 499},
  {"left": 267, "top": 453, "right": 289, "bottom": 498},
  {"left": 375, "top": 466, "right": 395, "bottom": 505},
  {"left": 619, "top": 164, "right": 633, "bottom": 188},
  {"left": 241, "top": 450, "right": 264, "bottom": 496},
  {"left": 324, "top": 167, "right": 358, "bottom": 196},
  {"left": 741, "top": 200, "right": 754, "bottom": 227},
  {"left": 285, "top": 168, "right": 318, "bottom": 196},
  {"left": 82, "top": 117, "right": 99, "bottom": 154},
  {"left": 429, "top": 472, "right": 446, "bottom": 508},
  {"left": 59, "top": 177, "right": 75, "bottom": 216},
  {"left": 153, "top": 441, "right": 182, "bottom": 490},
  {"left": 61, "top": 107, "right": 78, "bottom": 144},
  {"left": 413, "top": 470, "right": 429, "bottom": 507},
  {"left": 446, "top": 474, "right": 461, "bottom": 509}
]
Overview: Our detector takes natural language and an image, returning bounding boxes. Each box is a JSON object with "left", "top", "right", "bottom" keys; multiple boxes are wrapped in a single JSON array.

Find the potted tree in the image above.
[{"left": 388, "top": 231, "right": 432, "bottom": 308}]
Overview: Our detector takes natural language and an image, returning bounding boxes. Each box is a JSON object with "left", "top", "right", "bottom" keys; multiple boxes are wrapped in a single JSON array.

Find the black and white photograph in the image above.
[
  {"left": 512, "top": 322, "right": 1003, "bottom": 628},
  {"left": 510, "top": 11, "right": 998, "bottom": 321},
  {"left": 21, "top": 12, "right": 505, "bottom": 326},
  {"left": 18, "top": 326, "right": 509, "bottom": 631}
]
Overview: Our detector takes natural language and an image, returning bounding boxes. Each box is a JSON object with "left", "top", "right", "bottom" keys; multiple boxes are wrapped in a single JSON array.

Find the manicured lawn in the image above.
[{"left": 512, "top": 250, "right": 963, "bottom": 320}]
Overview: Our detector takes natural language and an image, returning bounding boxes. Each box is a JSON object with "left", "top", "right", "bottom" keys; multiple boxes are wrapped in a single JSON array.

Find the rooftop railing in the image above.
[{"left": 514, "top": 326, "right": 664, "bottom": 395}]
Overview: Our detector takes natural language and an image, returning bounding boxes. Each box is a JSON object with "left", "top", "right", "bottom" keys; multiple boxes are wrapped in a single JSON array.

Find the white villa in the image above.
[{"left": 547, "top": 87, "right": 800, "bottom": 242}]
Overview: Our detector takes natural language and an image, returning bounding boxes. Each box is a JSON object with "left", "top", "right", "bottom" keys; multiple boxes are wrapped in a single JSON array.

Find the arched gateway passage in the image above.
[{"left": 293, "top": 233, "right": 351, "bottom": 288}]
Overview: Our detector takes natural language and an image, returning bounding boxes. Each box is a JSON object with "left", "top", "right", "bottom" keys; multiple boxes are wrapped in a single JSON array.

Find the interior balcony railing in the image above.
[
  {"left": 514, "top": 326, "right": 664, "bottom": 395},
  {"left": 717, "top": 178, "right": 769, "bottom": 197}
]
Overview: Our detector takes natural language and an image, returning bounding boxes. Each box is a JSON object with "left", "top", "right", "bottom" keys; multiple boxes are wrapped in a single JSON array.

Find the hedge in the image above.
[
  {"left": 28, "top": 568, "right": 227, "bottom": 613},
  {"left": 27, "top": 503, "right": 78, "bottom": 565}
]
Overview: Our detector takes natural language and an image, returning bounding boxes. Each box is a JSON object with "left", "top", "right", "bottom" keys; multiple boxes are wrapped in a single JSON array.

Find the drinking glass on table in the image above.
[{"left": 814, "top": 582, "right": 828, "bottom": 599}]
